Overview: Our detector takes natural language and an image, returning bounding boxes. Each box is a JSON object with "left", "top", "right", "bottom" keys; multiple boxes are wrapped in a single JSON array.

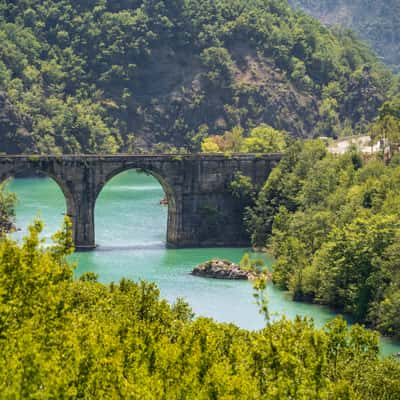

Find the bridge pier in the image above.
[
  {"left": 67, "top": 180, "right": 96, "bottom": 251},
  {"left": 71, "top": 203, "right": 96, "bottom": 251}
]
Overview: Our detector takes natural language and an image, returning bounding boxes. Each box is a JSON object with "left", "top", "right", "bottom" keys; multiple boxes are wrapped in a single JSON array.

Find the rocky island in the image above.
[{"left": 191, "top": 259, "right": 270, "bottom": 281}]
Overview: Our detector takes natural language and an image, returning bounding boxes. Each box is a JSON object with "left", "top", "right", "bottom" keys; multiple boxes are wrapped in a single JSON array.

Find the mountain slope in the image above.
[
  {"left": 288, "top": 0, "right": 400, "bottom": 73},
  {"left": 0, "top": 0, "right": 395, "bottom": 154}
]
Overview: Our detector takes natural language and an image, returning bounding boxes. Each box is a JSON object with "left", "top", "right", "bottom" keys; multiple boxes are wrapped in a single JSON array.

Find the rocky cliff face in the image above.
[{"left": 119, "top": 47, "right": 320, "bottom": 149}]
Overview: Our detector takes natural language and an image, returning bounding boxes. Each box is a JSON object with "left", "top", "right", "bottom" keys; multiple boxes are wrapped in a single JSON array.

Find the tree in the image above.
[
  {"left": 201, "top": 136, "right": 220, "bottom": 153},
  {"left": 0, "top": 181, "right": 16, "bottom": 235},
  {"left": 371, "top": 98, "right": 400, "bottom": 159},
  {"left": 200, "top": 126, "right": 244, "bottom": 153},
  {"left": 240, "top": 124, "right": 287, "bottom": 153},
  {"left": 201, "top": 47, "right": 234, "bottom": 88},
  {"left": 316, "top": 97, "right": 341, "bottom": 137}
]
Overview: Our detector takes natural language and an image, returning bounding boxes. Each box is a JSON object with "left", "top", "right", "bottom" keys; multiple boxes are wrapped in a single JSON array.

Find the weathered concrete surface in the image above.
[{"left": 0, "top": 154, "right": 281, "bottom": 250}]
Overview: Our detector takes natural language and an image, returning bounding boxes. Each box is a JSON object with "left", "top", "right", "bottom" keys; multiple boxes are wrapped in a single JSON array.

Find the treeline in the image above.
[
  {"left": 0, "top": 0, "right": 396, "bottom": 154},
  {"left": 0, "top": 218, "right": 399, "bottom": 398},
  {"left": 246, "top": 137, "right": 400, "bottom": 337}
]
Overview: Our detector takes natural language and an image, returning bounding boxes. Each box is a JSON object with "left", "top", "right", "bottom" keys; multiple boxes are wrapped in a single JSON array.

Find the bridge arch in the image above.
[
  {"left": 0, "top": 167, "right": 77, "bottom": 236},
  {"left": 93, "top": 164, "right": 179, "bottom": 247}
]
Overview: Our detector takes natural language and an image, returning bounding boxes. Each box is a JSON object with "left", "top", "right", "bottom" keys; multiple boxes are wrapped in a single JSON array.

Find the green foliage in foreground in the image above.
[
  {"left": 247, "top": 140, "right": 400, "bottom": 337},
  {"left": 0, "top": 180, "right": 16, "bottom": 235},
  {"left": 0, "top": 219, "right": 400, "bottom": 398}
]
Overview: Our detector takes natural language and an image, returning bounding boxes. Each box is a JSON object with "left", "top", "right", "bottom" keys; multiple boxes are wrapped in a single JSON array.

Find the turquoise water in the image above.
[{"left": 8, "top": 171, "right": 400, "bottom": 357}]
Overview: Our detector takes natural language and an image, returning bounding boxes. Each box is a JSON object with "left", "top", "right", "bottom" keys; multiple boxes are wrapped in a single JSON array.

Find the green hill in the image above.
[
  {"left": 0, "top": 0, "right": 396, "bottom": 154},
  {"left": 288, "top": 0, "right": 400, "bottom": 73}
]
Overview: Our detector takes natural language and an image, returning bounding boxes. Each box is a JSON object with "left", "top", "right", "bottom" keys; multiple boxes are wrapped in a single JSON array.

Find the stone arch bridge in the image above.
[{"left": 0, "top": 154, "right": 281, "bottom": 250}]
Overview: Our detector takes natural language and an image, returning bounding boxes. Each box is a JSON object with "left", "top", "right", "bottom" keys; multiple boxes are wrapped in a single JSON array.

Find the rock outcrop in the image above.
[{"left": 191, "top": 259, "right": 258, "bottom": 280}]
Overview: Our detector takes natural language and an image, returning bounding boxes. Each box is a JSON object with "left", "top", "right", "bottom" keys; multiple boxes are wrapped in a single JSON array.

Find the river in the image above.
[{"left": 8, "top": 170, "right": 400, "bottom": 357}]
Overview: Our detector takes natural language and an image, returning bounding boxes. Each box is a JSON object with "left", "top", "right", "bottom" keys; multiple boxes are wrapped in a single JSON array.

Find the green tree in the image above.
[
  {"left": 316, "top": 97, "right": 341, "bottom": 137},
  {"left": 240, "top": 124, "right": 287, "bottom": 153},
  {"left": 371, "top": 97, "right": 400, "bottom": 158},
  {"left": 0, "top": 181, "right": 16, "bottom": 234}
]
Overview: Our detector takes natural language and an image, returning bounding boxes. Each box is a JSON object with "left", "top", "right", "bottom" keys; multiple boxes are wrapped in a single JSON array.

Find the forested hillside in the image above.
[
  {"left": 246, "top": 138, "right": 400, "bottom": 337},
  {"left": 288, "top": 0, "right": 400, "bottom": 73},
  {"left": 0, "top": 0, "right": 396, "bottom": 154}
]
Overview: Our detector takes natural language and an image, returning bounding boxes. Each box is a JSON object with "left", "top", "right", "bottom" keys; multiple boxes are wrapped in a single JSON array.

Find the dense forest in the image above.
[
  {"left": 246, "top": 132, "right": 400, "bottom": 337},
  {"left": 288, "top": 0, "right": 400, "bottom": 73},
  {"left": 0, "top": 0, "right": 397, "bottom": 154},
  {"left": 0, "top": 217, "right": 399, "bottom": 398}
]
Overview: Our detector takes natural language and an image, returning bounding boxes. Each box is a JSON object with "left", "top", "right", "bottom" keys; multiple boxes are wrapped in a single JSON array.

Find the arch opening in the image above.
[
  {"left": 94, "top": 169, "right": 176, "bottom": 249},
  {"left": 4, "top": 170, "right": 73, "bottom": 242}
]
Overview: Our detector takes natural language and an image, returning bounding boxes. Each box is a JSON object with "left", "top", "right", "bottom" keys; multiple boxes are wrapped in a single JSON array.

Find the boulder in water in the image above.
[{"left": 192, "top": 259, "right": 252, "bottom": 280}]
